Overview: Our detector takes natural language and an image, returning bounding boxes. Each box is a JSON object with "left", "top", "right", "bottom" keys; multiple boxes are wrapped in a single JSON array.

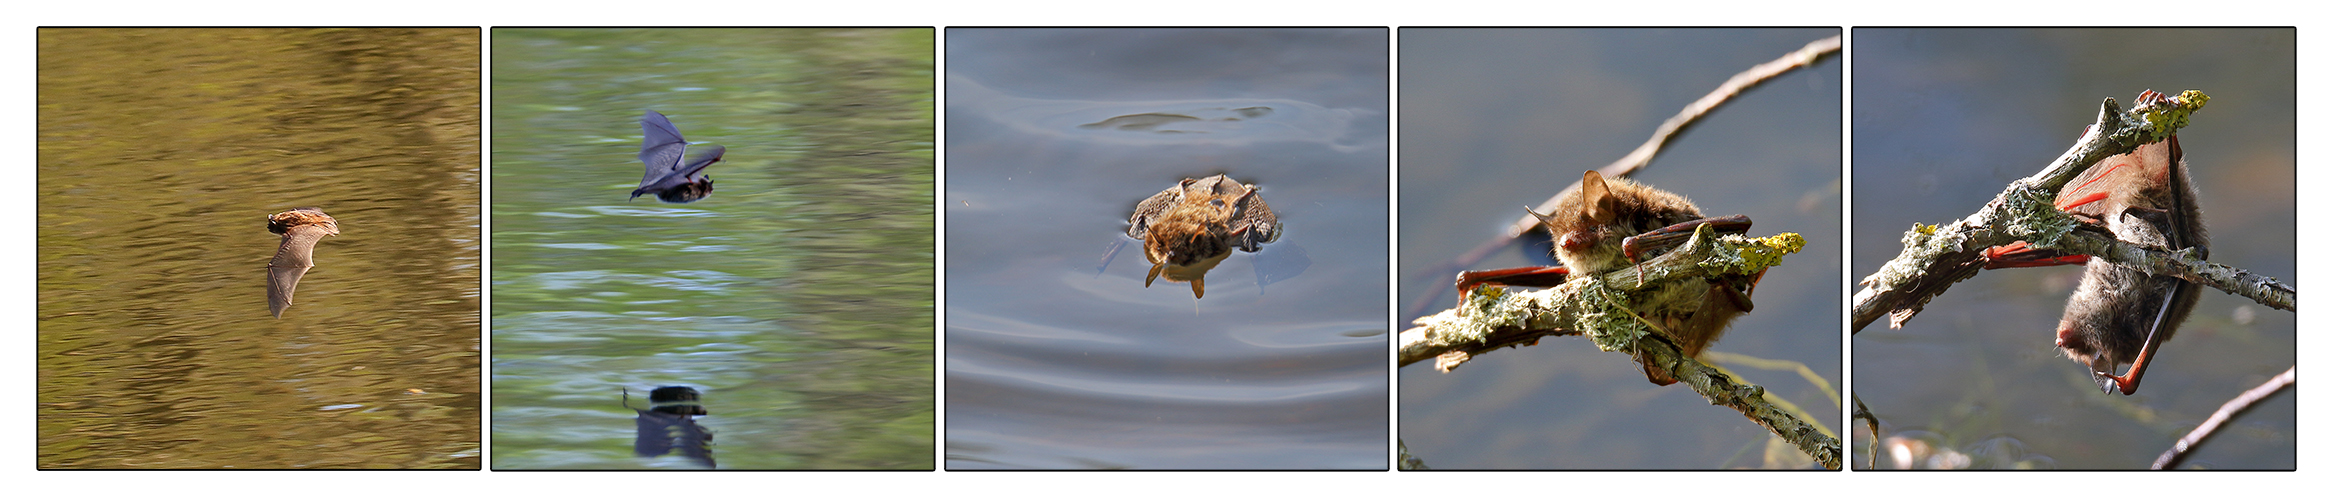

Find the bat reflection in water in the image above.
[
  {"left": 631, "top": 110, "right": 726, "bottom": 203},
  {"left": 266, "top": 207, "right": 339, "bottom": 318},
  {"left": 1454, "top": 171, "right": 1761, "bottom": 385},
  {"left": 1982, "top": 100, "right": 2206, "bottom": 395},
  {"left": 624, "top": 386, "right": 714, "bottom": 468},
  {"left": 1097, "top": 174, "right": 1304, "bottom": 299}
]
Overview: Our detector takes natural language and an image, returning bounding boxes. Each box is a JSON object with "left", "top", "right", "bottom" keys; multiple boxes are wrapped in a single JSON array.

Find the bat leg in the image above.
[
  {"left": 1454, "top": 266, "right": 1571, "bottom": 304},
  {"left": 2100, "top": 281, "right": 2190, "bottom": 395},
  {"left": 1712, "top": 269, "right": 1766, "bottom": 313},
  {"left": 1982, "top": 241, "right": 2090, "bottom": 269}
]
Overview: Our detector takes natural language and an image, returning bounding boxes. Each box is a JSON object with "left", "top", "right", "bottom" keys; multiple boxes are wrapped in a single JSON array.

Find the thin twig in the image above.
[
  {"left": 2152, "top": 366, "right": 2295, "bottom": 469},
  {"left": 1852, "top": 394, "right": 1878, "bottom": 470},
  {"left": 1405, "top": 35, "right": 1841, "bottom": 319}
]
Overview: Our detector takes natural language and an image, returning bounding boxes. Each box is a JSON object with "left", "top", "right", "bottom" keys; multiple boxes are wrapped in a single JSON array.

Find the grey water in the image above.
[{"left": 944, "top": 28, "right": 1390, "bottom": 469}]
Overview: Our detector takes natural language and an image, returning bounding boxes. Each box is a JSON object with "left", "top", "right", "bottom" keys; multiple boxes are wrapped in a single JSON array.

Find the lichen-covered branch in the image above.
[
  {"left": 2151, "top": 366, "right": 2294, "bottom": 469},
  {"left": 1849, "top": 90, "right": 2294, "bottom": 332},
  {"left": 2054, "top": 229, "right": 2295, "bottom": 311},
  {"left": 1400, "top": 228, "right": 1836, "bottom": 469}
]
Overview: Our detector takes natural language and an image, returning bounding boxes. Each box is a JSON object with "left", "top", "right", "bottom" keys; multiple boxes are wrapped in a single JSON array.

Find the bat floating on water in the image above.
[
  {"left": 632, "top": 110, "right": 725, "bottom": 203},
  {"left": 1454, "top": 171, "right": 1761, "bottom": 385},
  {"left": 1120, "top": 174, "right": 1282, "bottom": 299},
  {"left": 266, "top": 207, "right": 339, "bottom": 318},
  {"left": 1983, "top": 102, "right": 2206, "bottom": 396}
]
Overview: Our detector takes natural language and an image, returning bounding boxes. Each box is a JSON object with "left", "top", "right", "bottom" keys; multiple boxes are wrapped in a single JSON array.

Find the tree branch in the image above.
[
  {"left": 1849, "top": 90, "right": 2292, "bottom": 332},
  {"left": 1400, "top": 228, "right": 1836, "bottom": 469},
  {"left": 2151, "top": 366, "right": 2295, "bottom": 470}
]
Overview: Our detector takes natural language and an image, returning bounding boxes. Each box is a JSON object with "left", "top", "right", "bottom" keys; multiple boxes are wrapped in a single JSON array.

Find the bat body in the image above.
[
  {"left": 1125, "top": 174, "right": 1280, "bottom": 299},
  {"left": 1987, "top": 136, "right": 2206, "bottom": 395},
  {"left": 266, "top": 208, "right": 339, "bottom": 318},
  {"left": 1456, "top": 171, "right": 1758, "bottom": 385},
  {"left": 632, "top": 110, "right": 725, "bottom": 203}
]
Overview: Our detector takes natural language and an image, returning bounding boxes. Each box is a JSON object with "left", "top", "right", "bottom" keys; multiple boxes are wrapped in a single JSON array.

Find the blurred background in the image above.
[
  {"left": 488, "top": 28, "right": 933, "bottom": 470},
  {"left": 1852, "top": 28, "right": 2294, "bottom": 469},
  {"left": 1398, "top": 28, "right": 1843, "bottom": 469},
  {"left": 37, "top": 28, "right": 481, "bottom": 469},
  {"left": 944, "top": 28, "right": 1389, "bottom": 469}
]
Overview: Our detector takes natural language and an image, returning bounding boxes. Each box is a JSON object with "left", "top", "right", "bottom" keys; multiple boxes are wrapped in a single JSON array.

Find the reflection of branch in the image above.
[
  {"left": 1406, "top": 34, "right": 1842, "bottom": 319},
  {"left": 1848, "top": 90, "right": 2288, "bottom": 332},
  {"left": 1400, "top": 229, "right": 1836, "bottom": 469},
  {"left": 2152, "top": 366, "right": 2295, "bottom": 470},
  {"left": 1852, "top": 394, "right": 1878, "bottom": 470}
]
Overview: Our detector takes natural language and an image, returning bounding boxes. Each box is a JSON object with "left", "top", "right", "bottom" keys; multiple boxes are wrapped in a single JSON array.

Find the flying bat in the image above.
[
  {"left": 266, "top": 207, "right": 340, "bottom": 318},
  {"left": 632, "top": 110, "right": 725, "bottom": 203}
]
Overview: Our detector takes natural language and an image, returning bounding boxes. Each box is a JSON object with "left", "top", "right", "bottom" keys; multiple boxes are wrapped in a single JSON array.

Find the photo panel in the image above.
[
  {"left": 1850, "top": 27, "right": 2295, "bottom": 470},
  {"left": 36, "top": 27, "right": 484, "bottom": 469},
  {"left": 943, "top": 27, "right": 1391, "bottom": 470},
  {"left": 1397, "top": 27, "right": 1844, "bottom": 470},
  {"left": 487, "top": 27, "right": 936, "bottom": 470}
]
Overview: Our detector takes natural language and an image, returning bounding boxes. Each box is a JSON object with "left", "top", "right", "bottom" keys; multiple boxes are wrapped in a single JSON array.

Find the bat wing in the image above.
[
  {"left": 2057, "top": 139, "right": 2175, "bottom": 218},
  {"left": 639, "top": 111, "right": 689, "bottom": 186},
  {"left": 267, "top": 225, "right": 331, "bottom": 318},
  {"left": 1125, "top": 184, "right": 1183, "bottom": 239},
  {"left": 672, "top": 144, "right": 725, "bottom": 180}
]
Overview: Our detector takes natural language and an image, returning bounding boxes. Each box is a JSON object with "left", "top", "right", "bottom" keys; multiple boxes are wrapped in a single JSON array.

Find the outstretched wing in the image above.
[
  {"left": 672, "top": 144, "right": 725, "bottom": 180},
  {"left": 267, "top": 225, "right": 331, "bottom": 318},
  {"left": 639, "top": 111, "right": 689, "bottom": 187}
]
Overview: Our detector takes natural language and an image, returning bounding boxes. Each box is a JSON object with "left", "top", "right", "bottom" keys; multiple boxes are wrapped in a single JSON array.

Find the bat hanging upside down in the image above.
[
  {"left": 1454, "top": 171, "right": 1761, "bottom": 385},
  {"left": 1983, "top": 122, "right": 2206, "bottom": 395}
]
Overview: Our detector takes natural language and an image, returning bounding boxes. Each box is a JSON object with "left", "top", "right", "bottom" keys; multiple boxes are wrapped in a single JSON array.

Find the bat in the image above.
[
  {"left": 625, "top": 386, "right": 715, "bottom": 468},
  {"left": 1125, "top": 174, "right": 1281, "bottom": 299},
  {"left": 1983, "top": 132, "right": 2206, "bottom": 395},
  {"left": 1454, "top": 171, "right": 1760, "bottom": 385},
  {"left": 632, "top": 110, "right": 725, "bottom": 203},
  {"left": 266, "top": 207, "right": 339, "bottom": 318}
]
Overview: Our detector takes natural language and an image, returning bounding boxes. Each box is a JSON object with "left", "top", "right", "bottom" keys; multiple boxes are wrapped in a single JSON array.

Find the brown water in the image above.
[{"left": 36, "top": 28, "right": 483, "bottom": 469}]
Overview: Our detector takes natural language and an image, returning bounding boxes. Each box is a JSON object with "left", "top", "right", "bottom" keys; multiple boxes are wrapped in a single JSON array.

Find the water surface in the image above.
[
  {"left": 37, "top": 28, "right": 482, "bottom": 469},
  {"left": 489, "top": 28, "right": 935, "bottom": 470},
  {"left": 945, "top": 28, "right": 1389, "bottom": 469}
]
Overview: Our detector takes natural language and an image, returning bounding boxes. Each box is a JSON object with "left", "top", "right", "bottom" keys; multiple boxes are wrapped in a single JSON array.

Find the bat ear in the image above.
[
  {"left": 1192, "top": 277, "right": 1205, "bottom": 299},
  {"left": 1146, "top": 263, "right": 1165, "bottom": 287},
  {"left": 1581, "top": 171, "right": 1614, "bottom": 224}
]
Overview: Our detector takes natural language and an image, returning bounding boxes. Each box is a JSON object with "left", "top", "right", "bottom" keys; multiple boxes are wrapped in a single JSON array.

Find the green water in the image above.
[
  {"left": 37, "top": 28, "right": 483, "bottom": 469},
  {"left": 488, "top": 28, "right": 934, "bottom": 470}
]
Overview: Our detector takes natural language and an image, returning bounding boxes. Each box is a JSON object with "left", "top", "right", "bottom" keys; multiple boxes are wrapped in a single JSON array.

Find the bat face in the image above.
[
  {"left": 266, "top": 208, "right": 339, "bottom": 318},
  {"left": 1126, "top": 174, "right": 1280, "bottom": 299},
  {"left": 2050, "top": 137, "right": 2207, "bottom": 394},
  {"left": 632, "top": 110, "right": 725, "bottom": 203}
]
